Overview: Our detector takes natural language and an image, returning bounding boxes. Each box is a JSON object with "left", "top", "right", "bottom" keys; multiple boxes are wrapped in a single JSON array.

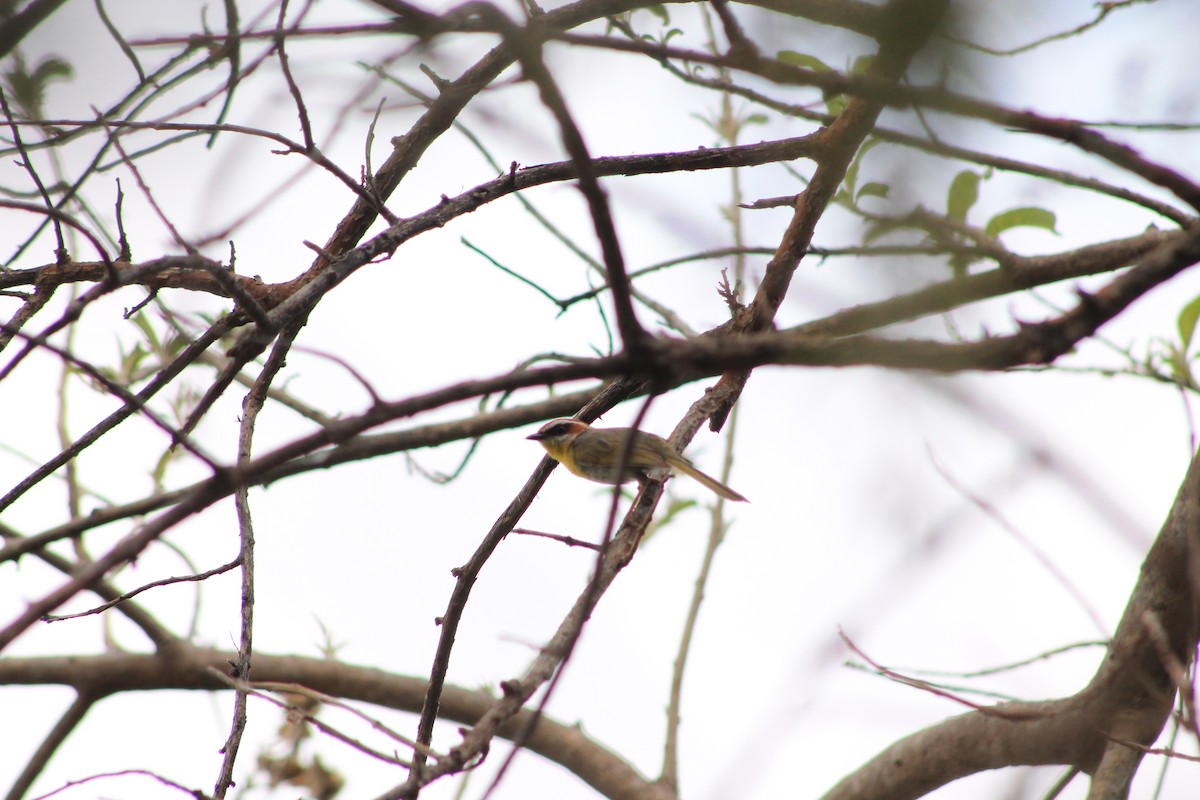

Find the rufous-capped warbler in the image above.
[{"left": 527, "top": 418, "right": 748, "bottom": 502}]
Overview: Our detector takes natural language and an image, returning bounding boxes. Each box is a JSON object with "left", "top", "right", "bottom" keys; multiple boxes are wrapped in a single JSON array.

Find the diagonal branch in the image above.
[{"left": 821, "top": 427, "right": 1200, "bottom": 800}]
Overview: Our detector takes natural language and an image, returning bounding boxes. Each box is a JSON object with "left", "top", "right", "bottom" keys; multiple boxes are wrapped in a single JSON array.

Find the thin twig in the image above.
[
  {"left": 208, "top": 672, "right": 427, "bottom": 767},
  {"left": 44, "top": 558, "right": 241, "bottom": 622},
  {"left": 512, "top": 528, "right": 602, "bottom": 550},
  {"left": 0, "top": 87, "right": 67, "bottom": 259},
  {"left": 508, "top": 20, "right": 645, "bottom": 355},
  {"left": 275, "top": 0, "right": 314, "bottom": 151}
]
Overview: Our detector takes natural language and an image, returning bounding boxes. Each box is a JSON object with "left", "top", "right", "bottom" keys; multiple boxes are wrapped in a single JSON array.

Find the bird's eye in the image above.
[{"left": 544, "top": 422, "right": 572, "bottom": 437}]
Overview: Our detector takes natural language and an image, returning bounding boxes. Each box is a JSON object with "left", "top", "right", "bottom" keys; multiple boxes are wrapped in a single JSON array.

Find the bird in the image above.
[{"left": 526, "top": 418, "right": 748, "bottom": 502}]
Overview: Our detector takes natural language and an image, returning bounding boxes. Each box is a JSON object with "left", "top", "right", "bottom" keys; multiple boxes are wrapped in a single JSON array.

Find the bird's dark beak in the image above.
[{"left": 526, "top": 432, "right": 544, "bottom": 441}]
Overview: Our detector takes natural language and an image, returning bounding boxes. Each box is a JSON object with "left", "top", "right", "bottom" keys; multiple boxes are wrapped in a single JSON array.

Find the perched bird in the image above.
[{"left": 527, "top": 418, "right": 748, "bottom": 502}]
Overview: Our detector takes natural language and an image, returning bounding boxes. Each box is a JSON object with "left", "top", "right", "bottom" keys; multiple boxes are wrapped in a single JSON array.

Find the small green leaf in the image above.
[
  {"left": 6, "top": 56, "right": 73, "bottom": 116},
  {"left": 647, "top": 4, "right": 670, "bottom": 24},
  {"left": 842, "top": 138, "right": 882, "bottom": 196},
  {"left": 163, "top": 332, "right": 188, "bottom": 357},
  {"left": 947, "top": 170, "right": 980, "bottom": 221},
  {"left": 1177, "top": 294, "right": 1200, "bottom": 354},
  {"left": 776, "top": 51, "right": 830, "bottom": 72},
  {"left": 31, "top": 57, "right": 72, "bottom": 85},
  {"left": 856, "top": 181, "right": 889, "bottom": 201},
  {"left": 984, "top": 207, "right": 1058, "bottom": 238},
  {"left": 131, "top": 312, "right": 161, "bottom": 350},
  {"left": 152, "top": 447, "right": 174, "bottom": 487}
]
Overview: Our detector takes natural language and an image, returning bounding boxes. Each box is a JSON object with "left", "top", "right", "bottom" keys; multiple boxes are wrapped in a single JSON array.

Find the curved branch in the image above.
[
  {"left": 821, "top": 431, "right": 1200, "bottom": 800},
  {"left": 0, "top": 648, "right": 671, "bottom": 800}
]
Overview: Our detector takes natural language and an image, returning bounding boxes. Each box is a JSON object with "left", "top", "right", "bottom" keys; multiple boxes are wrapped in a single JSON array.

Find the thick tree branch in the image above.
[
  {"left": 0, "top": 648, "right": 670, "bottom": 800},
  {"left": 821, "top": 437, "right": 1200, "bottom": 800}
]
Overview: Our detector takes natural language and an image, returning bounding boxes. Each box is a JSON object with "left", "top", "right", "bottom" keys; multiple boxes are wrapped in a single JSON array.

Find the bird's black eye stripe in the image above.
[{"left": 543, "top": 422, "right": 573, "bottom": 437}]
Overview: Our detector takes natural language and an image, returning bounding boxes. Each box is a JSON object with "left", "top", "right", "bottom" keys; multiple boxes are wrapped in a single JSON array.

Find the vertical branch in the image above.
[
  {"left": 94, "top": 0, "right": 146, "bottom": 83},
  {"left": 274, "top": 0, "right": 314, "bottom": 151},
  {"left": 205, "top": 0, "right": 242, "bottom": 148},
  {"left": 104, "top": 124, "right": 197, "bottom": 254},
  {"left": 511, "top": 27, "right": 646, "bottom": 357},
  {"left": 212, "top": 327, "right": 298, "bottom": 798},
  {"left": 53, "top": 285, "right": 86, "bottom": 570},
  {"left": 662, "top": 18, "right": 749, "bottom": 784},
  {"left": 0, "top": 87, "right": 66, "bottom": 260}
]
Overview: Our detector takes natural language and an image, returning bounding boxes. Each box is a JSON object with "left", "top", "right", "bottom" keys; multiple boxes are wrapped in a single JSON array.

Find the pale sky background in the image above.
[{"left": 2, "top": 1, "right": 1200, "bottom": 799}]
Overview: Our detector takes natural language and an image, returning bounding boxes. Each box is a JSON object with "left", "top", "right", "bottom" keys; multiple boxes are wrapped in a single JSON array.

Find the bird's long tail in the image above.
[{"left": 668, "top": 454, "right": 748, "bottom": 503}]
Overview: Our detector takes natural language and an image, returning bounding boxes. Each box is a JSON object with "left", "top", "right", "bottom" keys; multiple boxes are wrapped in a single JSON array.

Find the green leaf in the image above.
[
  {"left": 163, "top": 332, "right": 188, "bottom": 358},
  {"left": 5, "top": 56, "right": 73, "bottom": 116},
  {"left": 946, "top": 170, "right": 980, "bottom": 221},
  {"left": 856, "top": 181, "right": 889, "bottom": 201},
  {"left": 1177, "top": 294, "right": 1200, "bottom": 354},
  {"left": 984, "top": 207, "right": 1058, "bottom": 238},
  {"left": 647, "top": 4, "right": 670, "bottom": 24},
  {"left": 31, "top": 57, "right": 72, "bottom": 85},
  {"left": 776, "top": 51, "right": 830, "bottom": 72},
  {"left": 131, "top": 312, "right": 161, "bottom": 350},
  {"left": 842, "top": 137, "right": 880, "bottom": 195}
]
